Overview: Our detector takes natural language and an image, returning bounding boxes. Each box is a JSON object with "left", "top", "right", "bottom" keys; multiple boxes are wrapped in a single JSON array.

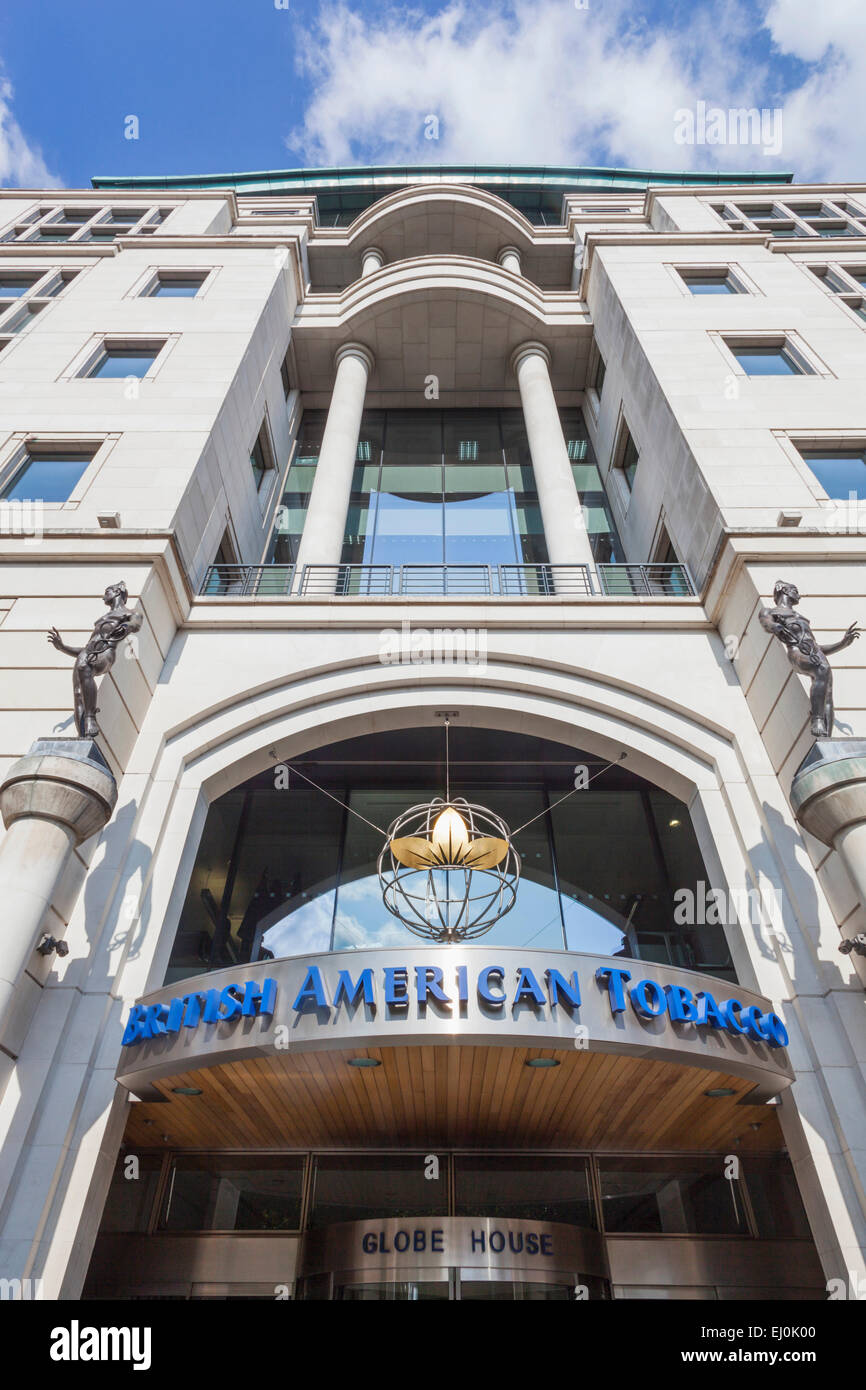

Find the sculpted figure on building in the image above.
[
  {"left": 47, "top": 582, "right": 143, "bottom": 738},
  {"left": 758, "top": 580, "right": 860, "bottom": 738}
]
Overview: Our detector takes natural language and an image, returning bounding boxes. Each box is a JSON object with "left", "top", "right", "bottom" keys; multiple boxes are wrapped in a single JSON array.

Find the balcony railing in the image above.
[
  {"left": 596, "top": 563, "right": 695, "bottom": 597},
  {"left": 201, "top": 561, "right": 695, "bottom": 599}
]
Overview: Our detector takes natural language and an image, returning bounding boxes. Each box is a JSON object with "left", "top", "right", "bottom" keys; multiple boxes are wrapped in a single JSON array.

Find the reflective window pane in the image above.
[
  {"left": 800, "top": 449, "right": 866, "bottom": 499},
  {"left": 160, "top": 1155, "right": 304, "bottom": 1231},
  {"left": 598, "top": 1157, "right": 748, "bottom": 1234},
  {"left": 309, "top": 1154, "right": 449, "bottom": 1228},
  {"left": 454, "top": 1155, "right": 595, "bottom": 1227},
  {"left": 98, "top": 1153, "right": 163, "bottom": 1232},
  {"left": 2, "top": 450, "right": 94, "bottom": 503}
]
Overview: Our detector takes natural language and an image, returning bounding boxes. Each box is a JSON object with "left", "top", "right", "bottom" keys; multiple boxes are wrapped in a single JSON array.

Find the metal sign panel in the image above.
[{"left": 115, "top": 946, "right": 795, "bottom": 1102}]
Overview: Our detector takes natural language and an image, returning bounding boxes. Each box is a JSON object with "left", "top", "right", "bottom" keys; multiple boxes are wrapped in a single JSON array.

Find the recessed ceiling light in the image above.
[
  {"left": 347, "top": 1057, "right": 381, "bottom": 1068},
  {"left": 526, "top": 1057, "right": 560, "bottom": 1069},
  {"left": 704, "top": 1087, "right": 736, "bottom": 1097},
  {"left": 171, "top": 1086, "right": 202, "bottom": 1096}
]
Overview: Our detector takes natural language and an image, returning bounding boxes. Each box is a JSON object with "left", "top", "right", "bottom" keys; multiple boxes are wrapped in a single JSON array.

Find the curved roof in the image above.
[{"left": 93, "top": 161, "right": 794, "bottom": 197}]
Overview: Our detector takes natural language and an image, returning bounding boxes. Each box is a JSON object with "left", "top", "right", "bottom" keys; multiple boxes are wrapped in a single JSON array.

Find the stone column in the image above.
[
  {"left": 510, "top": 341, "right": 595, "bottom": 569},
  {"left": 361, "top": 246, "right": 384, "bottom": 278},
  {"left": 0, "top": 739, "right": 116, "bottom": 1036},
  {"left": 498, "top": 245, "right": 522, "bottom": 275},
  {"left": 791, "top": 739, "right": 866, "bottom": 976},
  {"left": 293, "top": 343, "right": 375, "bottom": 590}
]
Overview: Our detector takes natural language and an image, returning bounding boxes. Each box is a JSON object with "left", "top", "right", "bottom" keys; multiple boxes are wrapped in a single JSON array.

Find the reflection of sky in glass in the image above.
[
  {"left": 329, "top": 872, "right": 565, "bottom": 952},
  {"left": 262, "top": 891, "right": 335, "bottom": 957},
  {"left": 260, "top": 875, "right": 632, "bottom": 960},
  {"left": 562, "top": 898, "right": 627, "bottom": 955},
  {"left": 333, "top": 876, "right": 417, "bottom": 950}
]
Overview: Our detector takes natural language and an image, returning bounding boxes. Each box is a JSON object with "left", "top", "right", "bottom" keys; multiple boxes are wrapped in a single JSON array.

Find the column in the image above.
[
  {"left": 361, "top": 246, "right": 384, "bottom": 278},
  {"left": 792, "top": 740, "right": 866, "bottom": 979},
  {"left": 510, "top": 341, "right": 595, "bottom": 568},
  {"left": 498, "top": 245, "right": 522, "bottom": 275},
  {"left": 0, "top": 740, "right": 116, "bottom": 1039},
  {"left": 293, "top": 342, "right": 375, "bottom": 587}
]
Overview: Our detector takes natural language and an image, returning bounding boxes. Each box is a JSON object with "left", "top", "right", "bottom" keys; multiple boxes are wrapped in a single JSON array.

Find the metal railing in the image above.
[
  {"left": 201, "top": 564, "right": 295, "bottom": 596},
  {"left": 597, "top": 563, "right": 695, "bottom": 597},
  {"left": 200, "top": 561, "right": 695, "bottom": 599}
]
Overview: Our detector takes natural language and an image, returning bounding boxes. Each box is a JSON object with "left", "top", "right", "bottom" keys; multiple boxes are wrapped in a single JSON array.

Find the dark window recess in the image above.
[
  {"left": 593, "top": 354, "right": 606, "bottom": 395},
  {"left": 598, "top": 1156, "right": 748, "bottom": 1235},
  {"left": 280, "top": 354, "right": 292, "bottom": 398},
  {"left": 454, "top": 1155, "right": 596, "bottom": 1228},
  {"left": 159, "top": 1155, "right": 304, "bottom": 1231},
  {"left": 742, "top": 1156, "right": 812, "bottom": 1239},
  {"left": 250, "top": 426, "right": 273, "bottom": 490},
  {"left": 97, "top": 1153, "right": 164, "bottom": 1232},
  {"left": 621, "top": 430, "right": 639, "bottom": 491},
  {"left": 308, "top": 1154, "right": 449, "bottom": 1229}
]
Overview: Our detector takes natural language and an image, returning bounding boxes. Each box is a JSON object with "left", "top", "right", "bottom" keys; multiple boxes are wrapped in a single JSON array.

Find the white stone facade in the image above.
[{"left": 0, "top": 173, "right": 864, "bottom": 1298}]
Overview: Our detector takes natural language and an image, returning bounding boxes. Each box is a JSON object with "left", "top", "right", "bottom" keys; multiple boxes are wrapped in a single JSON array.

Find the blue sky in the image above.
[{"left": 0, "top": 0, "right": 863, "bottom": 188}]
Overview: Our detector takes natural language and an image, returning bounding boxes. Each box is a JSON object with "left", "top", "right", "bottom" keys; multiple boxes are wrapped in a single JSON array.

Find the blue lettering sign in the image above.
[
  {"left": 292, "top": 967, "right": 328, "bottom": 1012},
  {"left": 415, "top": 965, "right": 451, "bottom": 1005},
  {"left": 596, "top": 966, "right": 632, "bottom": 1013},
  {"left": 629, "top": 979, "right": 667, "bottom": 1018},
  {"left": 478, "top": 966, "right": 506, "bottom": 1006},
  {"left": 514, "top": 967, "right": 547, "bottom": 1008},
  {"left": 333, "top": 969, "right": 375, "bottom": 1009},
  {"left": 546, "top": 968, "right": 581, "bottom": 1010},
  {"left": 384, "top": 966, "right": 409, "bottom": 1007},
  {"left": 665, "top": 984, "right": 697, "bottom": 1023}
]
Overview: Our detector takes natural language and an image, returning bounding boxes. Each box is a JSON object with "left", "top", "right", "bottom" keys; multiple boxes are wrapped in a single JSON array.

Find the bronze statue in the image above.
[
  {"left": 758, "top": 580, "right": 860, "bottom": 738},
  {"left": 47, "top": 582, "right": 143, "bottom": 738}
]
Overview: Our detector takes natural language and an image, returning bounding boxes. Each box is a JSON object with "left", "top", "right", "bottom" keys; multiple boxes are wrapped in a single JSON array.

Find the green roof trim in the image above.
[{"left": 92, "top": 163, "right": 794, "bottom": 195}]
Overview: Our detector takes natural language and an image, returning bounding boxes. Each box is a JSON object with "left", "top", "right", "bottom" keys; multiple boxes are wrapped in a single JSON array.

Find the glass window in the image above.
[
  {"left": 147, "top": 274, "right": 206, "bottom": 297},
  {"left": 1, "top": 448, "right": 95, "bottom": 502},
  {"left": 460, "top": 1279, "right": 585, "bottom": 1300},
  {"left": 732, "top": 345, "right": 807, "bottom": 376},
  {"left": 338, "top": 1281, "right": 449, "bottom": 1301},
  {"left": 160, "top": 1155, "right": 304, "bottom": 1231},
  {"left": 98, "top": 1153, "right": 163, "bottom": 1232},
  {"left": 621, "top": 430, "right": 639, "bottom": 490},
  {"left": 598, "top": 1156, "right": 748, "bottom": 1234},
  {"left": 85, "top": 347, "right": 160, "bottom": 379},
  {"left": 799, "top": 448, "right": 866, "bottom": 498},
  {"left": 680, "top": 271, "right": 740, "bottom": 295},
  {"left": 742, "top": 1156, "right": 812, "bottom": 1238},
  {"left": 250, "top": 427, "right": 272, "bottom": 490},
  {"left": 110, "top": 208, "right": 147, "bottom": 224},
  {"left": 454, "top": 1155, "right": 595, "bottom": 1227},
  {"left": 593, "top": 354, "right": 606, "bottom": 395},
  {"left": 166, "top": 726, "right": 724, "bottom": 981},
  {"left": 741, "top": 204, "right": 785, "bottom": 220},
  {"left": 309, "top": 1154, "right": 449, "bottom": 1229},
  {"left": 0, "top": 275, "right": 40, "bottom": 297}
]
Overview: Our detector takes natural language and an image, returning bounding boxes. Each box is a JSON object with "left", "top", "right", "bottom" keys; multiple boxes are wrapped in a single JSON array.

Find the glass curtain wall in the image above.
[
  {"left": 269, "top": 407, "right": 621, "bottom": 572},
  {"left": 165, "top": 728, "right": 732, "bottom": 986}
]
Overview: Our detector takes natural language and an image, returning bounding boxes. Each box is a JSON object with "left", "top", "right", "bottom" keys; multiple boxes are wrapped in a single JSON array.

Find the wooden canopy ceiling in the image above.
[{"left": 123, "top": 1043, "right": 784, "bottom": 1154}]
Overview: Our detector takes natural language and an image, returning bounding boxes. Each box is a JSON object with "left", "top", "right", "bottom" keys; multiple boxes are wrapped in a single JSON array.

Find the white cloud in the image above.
[
  {"left": 286, "top": 1, "right": 865, "bottom": 180},
  {"left": 0, "top": 74, "right": 61, "bottom": 188},
  {"left": 765, "top": 0, "right": 866, "bottom": 178}
]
